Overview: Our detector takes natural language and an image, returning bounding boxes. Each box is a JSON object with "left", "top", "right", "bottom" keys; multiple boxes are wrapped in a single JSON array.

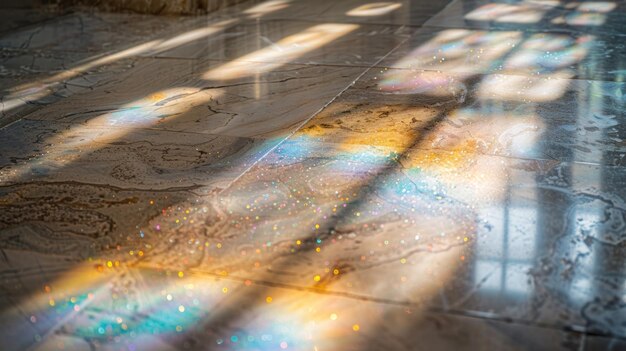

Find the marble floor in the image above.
[{"left": 1, "top": 0, "right": 626, "bottom": 350}]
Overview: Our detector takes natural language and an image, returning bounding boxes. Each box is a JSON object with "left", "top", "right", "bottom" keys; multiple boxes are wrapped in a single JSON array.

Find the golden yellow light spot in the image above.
[
  {"left": 266, "top": 296, "right": 273, "bottom": 303},
  {"left": 149, "top": 92, "right": 166, "bottom": 102},
  {"left": 464, "top": 237, "right": 469, "bottom": 242},
  {"left": 178, "top": 271, "right": 184, "bottom": 278},
  {"left": 49, "top": 299, "right": 55, "bottom": 307},
  {"left": 352, "top": 324, "right": 360, "bottom": 331},
  {"left": 313, "top": 275, "right": 321, "bottom": 282},
  {"left": 222, "top": 287, "right": 228, "bottom": 293},
  {"left": 296, "top": 240, "right": 301, "bottom": 245},
  {"left": 315, "top": 224, "right": 320, "bottom": 229},
  {"left": 330, "top": 313, "right": 338, "bottom": 320},
  {"left": 315, "top": 247, "right": 321, "bottom": 252},
  {"left": 404, "top": 140, "right": 479, "bottom": 171},
  {"left": 106, "top": 261, "right": 113, "bottom": 268},
  {"left": 400, "top": 258, "right": 407, "bottom": 264},
  {"left": 333, "top": 269, "right": 340, "bottom": 275},
  {"left": 217, "top": 243, "right": 222, "bottom": 249}
]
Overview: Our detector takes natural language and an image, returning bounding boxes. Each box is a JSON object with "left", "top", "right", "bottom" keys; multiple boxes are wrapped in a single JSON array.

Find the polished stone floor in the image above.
[{"left": 1, "top": 0, "right": 626, "bottom": 350}]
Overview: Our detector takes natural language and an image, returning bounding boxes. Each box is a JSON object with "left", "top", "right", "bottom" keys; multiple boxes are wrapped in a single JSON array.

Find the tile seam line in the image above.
[
  {"left": 150, "top": 56, "right": 380, "bottom": 70},
  {"left": 146, "top": 55, "right": 626, "bottom": 83},
  {"left": 183, "top": 267, "right": 614, "bottom": 340},
  {"left": 8, "top": 116, "right": 618, "bottom": 170},
  {"left": 0, "top": 58, "right": 372, "bottom": 132},
  {"left": 250, "top": 16, "right": 429, "bottom": 29},
  {"left": 0, "top": 14, "right": 230, "bottom": 131},
  {"left": 216, "top": 36, "right": 411, "bottom": 195},
  {"left": 257, "top": 0, "right": 457, "bottom": 27}
]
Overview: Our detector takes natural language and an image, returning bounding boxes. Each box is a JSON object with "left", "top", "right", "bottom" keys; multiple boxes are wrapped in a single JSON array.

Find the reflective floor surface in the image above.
[{"left": 1, "top": 0, "right": 626, "bottom": 350}]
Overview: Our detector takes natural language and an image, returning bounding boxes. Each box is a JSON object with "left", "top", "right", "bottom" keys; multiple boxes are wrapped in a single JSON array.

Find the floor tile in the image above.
[
  {"left": 0, "top": 1, "right": 624, "bottom": 350},
  {"left": 299, "top": 67, "right": 626, "bottom": 166},
  {"left": 217, "top": 0, "right": 452, "bottom": 26},
  {"left": 0, "top": 55, "right": 142, "bottom": 127},
  {"left": 0, "top": 183, "right": 193, "bottom": 322},
  {"left": 0, "top": 14, "right": 235, "bottom": 127},
  {"left": 147, "top": 19, "right": 412, "bottom": 67},
  {"left": 105, "top": 57, "right": 626, "bottom": 336},
  {"left": 0, "top": 12, "right": 181, "bottom": 53},
  {"left": 22, "top": 58, "right": 366, "bottom": 138},
  {"left": 0, "top": 119, "right": 274, "bottom": 190},
  {"left": 116, "top": 127, "right": 626, "bottom": 334},
  {"left": 0, "top": 266, "right": 584, "bottom": 351},
  {"left": 0, "top": 49, "right": 91, "bottom": 80}
]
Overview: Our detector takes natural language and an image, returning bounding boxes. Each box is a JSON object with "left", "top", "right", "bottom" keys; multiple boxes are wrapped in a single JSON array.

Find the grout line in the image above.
[
  {"left": 130, "top": 54, "right": 626, "bottom": 84},
  {"left": 215, "top": 35, "right": 412, "bottom": 195},
  {"left": 178, "top": 265, "right": 626, "bottom": 342},
  {"left": 12, "top": 113, "right": 622, "bottom": 169},
  {"left": 255, "top": 16, "right": 433, "bottom": 29}
]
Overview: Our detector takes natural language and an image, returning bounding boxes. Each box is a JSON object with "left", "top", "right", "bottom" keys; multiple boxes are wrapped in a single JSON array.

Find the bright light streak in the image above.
[
  {"left": 244, "top": 0, "right": 292, "bottom": 18},
  {"left": 346, "top": 2, "right": 402, "bottom": 16},
  {"left": 386, "top": 29, "right": 522, "bottom": 73},
  {"left": 504, "top": 34, "right": 593, "bottom": 71},
  {"left": 465, "top": 3, "right": 551, "bottom": 23},
  {"left": 577, "top": 2, "right": 616, "bottom": 12},
  {"left": 2, "top": 19, "right": 236, "bottom": 115},
  {"left": 443, "top": 108, "right": 544, "bottom": 157},
  {"left": 203, "top": 24, "right": 359, "bottom": 80},
  {"left": 478, "top": 71, "right": 574, "bottom": 102},
  {"left": 1, "top": 88, "right": 222, "bottom": 183},
  {"left": 378, "top": 70, "right": 469, "bottom": 98},
  {"left": 553, "top": 12, "right": 607, "bottom": 26}
]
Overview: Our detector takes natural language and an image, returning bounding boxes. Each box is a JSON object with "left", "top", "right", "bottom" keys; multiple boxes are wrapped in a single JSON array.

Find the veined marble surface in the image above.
[
  {"left": 145, "top": 20, "right": 413, "bottom": 66},
  {"left": 1, "top": 0, "right": 626, "bottom": 350}
]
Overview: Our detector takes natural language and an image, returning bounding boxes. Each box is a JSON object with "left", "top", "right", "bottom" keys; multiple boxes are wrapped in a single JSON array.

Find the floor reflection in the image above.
[{"left": 1, "top": 0, "right": 626, "bottom": 350}]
